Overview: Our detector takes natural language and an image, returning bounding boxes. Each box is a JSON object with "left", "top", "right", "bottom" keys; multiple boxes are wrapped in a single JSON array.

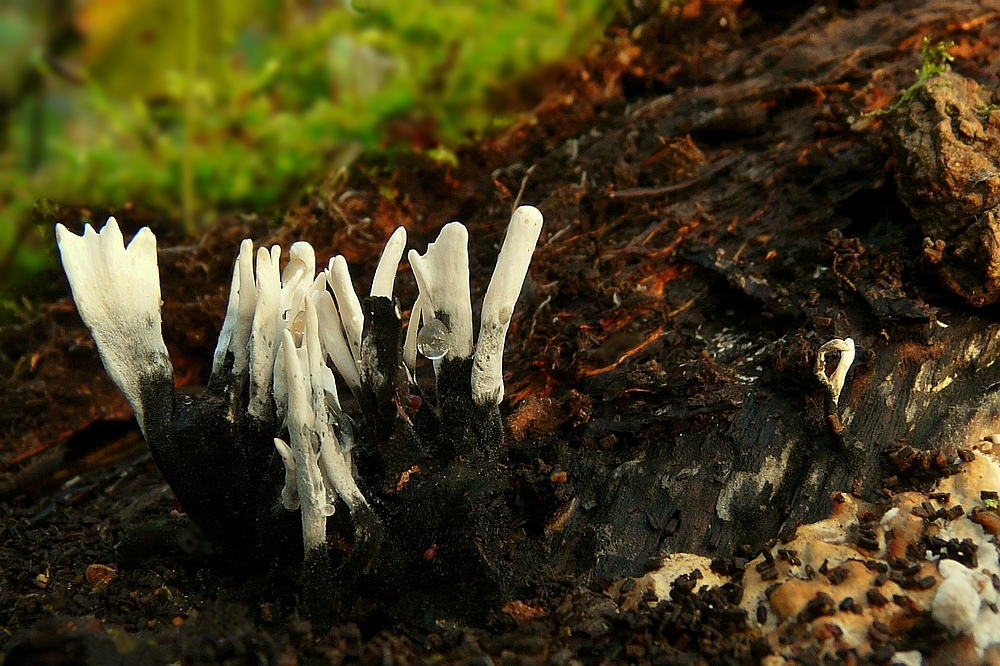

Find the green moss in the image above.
[
  {"left": 0, "top": 1, "right": 622, "bottom": 293},
  {"left": 863, "top": 36, "right": 955, "bottom": 118}
]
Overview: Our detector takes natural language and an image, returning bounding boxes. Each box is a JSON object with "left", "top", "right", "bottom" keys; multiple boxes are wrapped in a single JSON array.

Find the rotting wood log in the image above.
[{"left": 4, "top": 0, "right": 1000, "bottom": 639}]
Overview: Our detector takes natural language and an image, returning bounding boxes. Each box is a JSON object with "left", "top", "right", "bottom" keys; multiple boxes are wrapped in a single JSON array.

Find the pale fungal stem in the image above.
[
  {"left": 248, "top": 246, "right": 281, "bottom": 420},
  {"left": 304, "top": 296, "right": 342, "bottom": 414},
  {"left": 212, "top": 239, "right": 256, "bottom": 377},
  {"left": 407, "top": 222, "right": 474, "bottom": 361},
  {"left": 279, "top": 297, "right": 371, "bottom": 553},
  {"left": 472, "top": 205, "right": 544, "bottom": 406},
  {"left": 402, "top": 295, "right": 424, "bottom": 372},
  {"left": 54, "top": 218, "right": 171, "bottom": 433},
  {"left": 328, "top": 256, "right": 365, "bottom": 363},
  {"left": 318, "top": 437, "right": 369, "bottom": 517},
  {"left": 815, "top": 337, "right": 856, "bottom": 407},
  {"left": 303, "top": 296, "right": 351, "bottom": 513},
  {"left": 234, "top": 241, "right": 258, "bottom": 369},
  {"left": 212, "top": 241, "right": 244, "bottom": 375},
  {"left": 280, "top": 328, "right": 330, "bottom": 554},
  {"left": 370, "top": 227, "right": 407, "bottom": 298},
  {"left": 313, "top": 290, "right": 362, "bottom": 391},
  {"left": 274, "top": 437, "right": 300, "bottom": 511}
]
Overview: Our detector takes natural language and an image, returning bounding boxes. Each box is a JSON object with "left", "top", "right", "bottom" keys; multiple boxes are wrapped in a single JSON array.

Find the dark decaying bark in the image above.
[{"left": 4, "top": 0, "right": 1000, "bottom": 660}]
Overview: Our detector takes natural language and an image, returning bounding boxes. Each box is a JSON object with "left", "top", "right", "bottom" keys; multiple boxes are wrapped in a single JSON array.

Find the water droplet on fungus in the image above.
[{"left": 417, "top": 318, "right": 449, "bottom": 360}]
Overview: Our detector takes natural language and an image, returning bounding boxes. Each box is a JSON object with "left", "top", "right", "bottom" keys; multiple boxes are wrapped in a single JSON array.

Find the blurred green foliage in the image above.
[{"left": 0, "top": 0, "right": 618, "bottom": 295}]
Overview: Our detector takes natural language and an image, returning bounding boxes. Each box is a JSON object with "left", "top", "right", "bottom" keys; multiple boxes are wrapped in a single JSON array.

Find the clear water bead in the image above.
[
  {"left": 289, "top": 309, "right": 306, "bottom": 343},
  {"left": 417, "top": 318, "right": 449, "bottom": 360}
]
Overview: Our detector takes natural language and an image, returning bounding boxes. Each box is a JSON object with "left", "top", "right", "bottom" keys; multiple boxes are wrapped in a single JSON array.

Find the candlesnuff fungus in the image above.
[
  {"left": 815, "top": 337, "right": 856, "bottom": 407},
  {"left": 56, "top": 206, "right": 543, "bottom": 597}
]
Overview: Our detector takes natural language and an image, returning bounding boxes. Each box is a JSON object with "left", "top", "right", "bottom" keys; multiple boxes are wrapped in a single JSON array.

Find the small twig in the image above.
[
  {"left": 667, "top": 289, "right": 706, "bottom": 318},
  {"left": 608, "top": 155, "right": 739, "bottom": 199},
  {"left": 579, "top": 328, "right": 664, "bottom": 378},
  {"left": 512, "top": 164, "right": 536, "bottom": 212}
]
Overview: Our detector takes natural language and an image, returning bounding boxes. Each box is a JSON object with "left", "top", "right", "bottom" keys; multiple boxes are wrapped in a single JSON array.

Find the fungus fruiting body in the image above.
[
  {"left": 815, "top": 337, "right": 856, "bottom": 407},
  {"left": 56, "top": 207, "right": 543, "bottom": 608}
]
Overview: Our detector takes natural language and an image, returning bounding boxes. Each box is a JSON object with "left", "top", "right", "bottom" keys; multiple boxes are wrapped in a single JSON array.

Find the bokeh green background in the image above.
[{"left": 0, "top": 0, "right": 619, "bottom": 311}]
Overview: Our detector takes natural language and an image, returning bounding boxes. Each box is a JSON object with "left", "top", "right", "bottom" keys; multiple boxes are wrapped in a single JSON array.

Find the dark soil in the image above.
[{"left": 5, "top": 0, "right": 1000, "bottom": 663}]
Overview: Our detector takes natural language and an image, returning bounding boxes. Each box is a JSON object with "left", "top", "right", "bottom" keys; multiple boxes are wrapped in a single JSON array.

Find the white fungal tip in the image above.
[
  {"left": 471, "top": 205, "right": 544, "bottom": 406},
  {"left": 327, "top": 255, "right": 364, "bottom": 363},
  {"left": 407, "top": 222, "right": 473, "bottom": 361},
  {"left": 212, "top": 238, "right": 256, "bottom": 378},
  {"left": 248, "top": 245, "right": 282, "bottom": 420},
  {"left": 510, "top": 204, "right": 543, "bottom": 230},
  {"left": 815, "top": 337, "right": 856, "bottom": 407},
  {"left": 370, "top": 227, "right": 407, "bottom": 299},
  {"left": 313, "top": 290, "right": 362, "bottom": 391},
  {"left": 56, "top": 218, "right": 171, "bottom": 432}
]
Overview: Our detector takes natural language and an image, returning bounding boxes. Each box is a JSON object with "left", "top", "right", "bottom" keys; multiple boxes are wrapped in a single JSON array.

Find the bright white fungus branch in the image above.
[
  {"left": 405, "top": 206, "right": 544, "bottom": 405},
  {"left": 408, "top": 222, "right": 474, "bottom": 361},
  {"left": 275, "top": 299, "right": 371, "bottom": 555},
  {"left": 472, "top": 205, "right": 544, "bottom": 406},
  {"left": 274, "top": 437, "right": 300, "bottom": 511},
  {"left": 815, "top": 337, "right": 856, "bottom": 406},
  {"left": 304, "top": 296, "right": 341, "bottom": 413},
  {"left": 212, "top": 239, "right": 255, "bottom": 377},
  {"left": 55, "top": 218, "right": 170, "bottom": 433},
  {"left": 370, "top": 226, "right": 407, "bottom": 299},
  {"left": 279, "top": 328, "right": 330, "bottom": 554},
  {"left": 248, "top": 246, "right": 281, "bottom": 419},
  {"left": 328, "top": 256, "right": 365, "bottom": 364},
  {"left": 313, "top": 290, "right": 362, "bottom": 391},
  {"left": 402, "top": 295, "right": 424, "bottom": 372}
]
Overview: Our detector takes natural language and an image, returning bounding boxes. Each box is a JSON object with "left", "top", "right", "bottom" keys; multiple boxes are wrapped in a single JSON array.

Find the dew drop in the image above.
[
  {"left": 289, "top": 309, "right": 306, "bottom": 342},
  {"left": 417, "top": 318, "right": 449, "bottom": 360}
]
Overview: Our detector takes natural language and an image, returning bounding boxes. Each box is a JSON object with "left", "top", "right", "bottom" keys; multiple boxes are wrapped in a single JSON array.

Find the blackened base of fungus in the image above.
[
  {"left": 352, "top": 353, "right": 526, "bottom": 619},
  {"left": 140, "top": 300, "right": 533, "bottom": 620},
  {"left": 357, "top": 297, "right": 409, "bottom": 446},
  {"left": 141, "top": 377, "right": 298, "bottom": 560}
]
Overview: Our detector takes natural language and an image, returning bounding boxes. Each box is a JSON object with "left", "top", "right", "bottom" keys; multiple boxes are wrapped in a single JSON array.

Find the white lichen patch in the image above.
[
  {"left": 744, "top": 448, "right": 1000, "bottom": 660},
  {"left": 698, "top": 326, "right": 768, "bottom": 384},
  {"left": 877, "top": 370, "right": 897, "bottom": 410},
  {"left": 715, "top": 437, "right": 793, "bottom": 522}
]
